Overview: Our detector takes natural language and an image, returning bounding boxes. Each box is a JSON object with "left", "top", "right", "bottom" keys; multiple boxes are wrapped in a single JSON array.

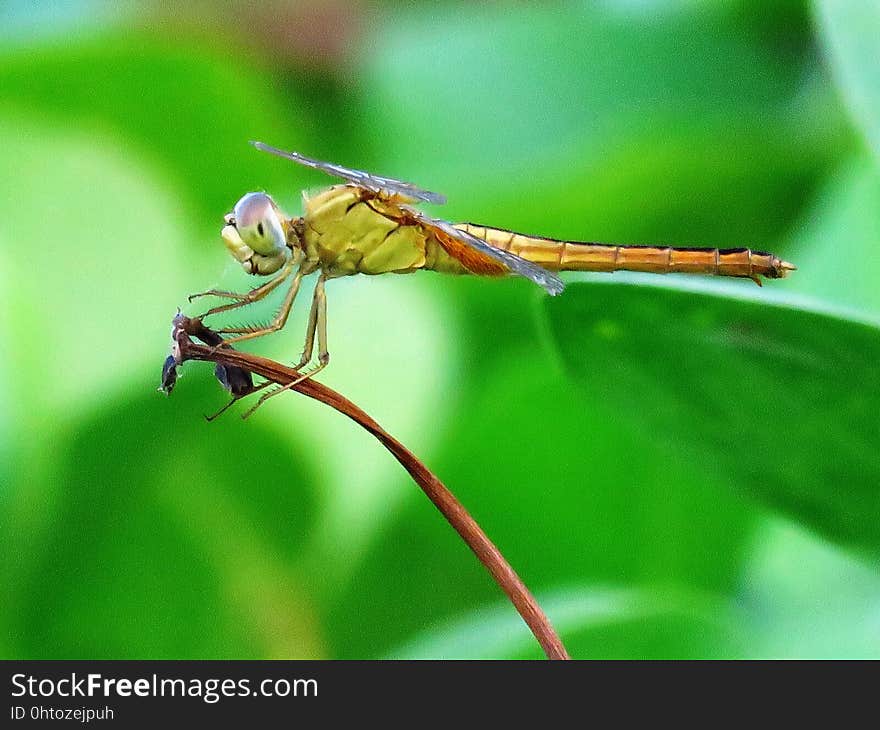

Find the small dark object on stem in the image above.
[
  {"left": 179, "top": 314, "right": 257, "bottom": 397},
  {"left": 159, "top": 314, "right": 263, "bottom": 417},
  {"left": 159, "top": 355, "right": 179, "bottom": 395},
  {"left": 207, "top": 362, "right": 267, "bottom": 421},
  {"left": 214, "top": 362, "right": 255, "bottom": 396},
  {"left": 162, "top": 312, "right": 570, "bottom": 660}
]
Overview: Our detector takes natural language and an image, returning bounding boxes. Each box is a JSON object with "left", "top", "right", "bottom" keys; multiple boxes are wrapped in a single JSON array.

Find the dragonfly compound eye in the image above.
[{"left": 233, "top": 192, "right": 286, "bottom": 256}]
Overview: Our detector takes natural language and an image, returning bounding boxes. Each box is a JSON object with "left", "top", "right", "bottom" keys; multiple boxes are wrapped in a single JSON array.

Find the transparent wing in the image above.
[
  {"left": 410, "top": 208, "right": 565, "bottom": 296},
  {"left": 251, "top": 141, "right": 447, "bottom": 205}
]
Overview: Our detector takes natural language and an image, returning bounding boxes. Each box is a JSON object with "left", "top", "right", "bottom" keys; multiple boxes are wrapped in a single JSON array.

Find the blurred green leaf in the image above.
[
  {"left": 392, "top": 586, "right": 745, "bottom": 660},
  {"left": 741, "top": 519, "right": 880, "bottom": 658},
  {"left": 4, "top": 378, "right": 322, "bottom": 658},
  {"left": 0, "top": 255, "right": 11, "bottom": 490},
  {"left": 815, "top": 0, "right": 880, "bottom": 160},
  {"left": 0, "top": 33, "right": 309, "bottom": 236},
  {"left": 359, "top": 3, "right": 843, "bottom": 250},
  {"left": 363, "top": 4, "right": 803, "bottom": 165},
  {"left": 780, "top": 155, "right": 880, "bottom": 313},
  {"left": 0, "top": 113, "right": 195, "bottom": 418},
  {"left": 545, "top": 279, "right": 880, "bottom": 552}
]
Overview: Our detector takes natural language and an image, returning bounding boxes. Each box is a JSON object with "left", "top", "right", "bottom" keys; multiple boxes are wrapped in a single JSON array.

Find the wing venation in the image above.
[{"left": 251, "top": 141, "right": 446, "bottom": 205}]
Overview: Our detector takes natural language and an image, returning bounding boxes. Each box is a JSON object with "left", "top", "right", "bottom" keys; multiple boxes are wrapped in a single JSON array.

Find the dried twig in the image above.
[{"left": 165, "top": 313, "right": 570, "bottom": 660}]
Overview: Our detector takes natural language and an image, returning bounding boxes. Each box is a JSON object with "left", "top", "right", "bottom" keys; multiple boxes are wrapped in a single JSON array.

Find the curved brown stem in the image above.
[{"left": 169, "top": 314, "right": 570, "bottom": 660}]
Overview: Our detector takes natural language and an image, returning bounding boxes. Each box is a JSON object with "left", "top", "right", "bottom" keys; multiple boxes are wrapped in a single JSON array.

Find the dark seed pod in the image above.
[
  {"left": 160, "top": 355, "right": 178, "bottom": 395},
  {"left": 214, "top": 362, "right": 255, "bottom": 397}
]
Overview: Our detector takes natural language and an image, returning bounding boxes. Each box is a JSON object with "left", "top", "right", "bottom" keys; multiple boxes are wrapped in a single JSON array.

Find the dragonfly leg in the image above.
[
  {"left": 213, "top": 264, "right": 306, "bottom": 345},
  {"left": 205, "top": 380, "right": 272, "bottom": 422},
  {"left": 189, "top": 256, "right": 297, "bottom": 319},
  {"left": 294, "top": 278, "right": 320, "bottom": 369},
  {"left": 241, "top": 275, "right": 330, "bottom": 419}
]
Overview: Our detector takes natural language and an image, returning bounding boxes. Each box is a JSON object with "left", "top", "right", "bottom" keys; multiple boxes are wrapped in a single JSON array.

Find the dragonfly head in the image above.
[{"left": 221, "top": 192, "right": 290, "bottom": 275}]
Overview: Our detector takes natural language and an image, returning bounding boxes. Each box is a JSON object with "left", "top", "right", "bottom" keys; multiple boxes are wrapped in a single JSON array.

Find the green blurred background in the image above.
[{"left": 2, "top": 0, "right": 879, "bottom": 659}]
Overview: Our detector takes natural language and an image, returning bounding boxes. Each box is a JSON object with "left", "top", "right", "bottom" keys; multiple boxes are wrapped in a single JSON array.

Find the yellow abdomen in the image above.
[{"left": 455, "top": 224, "right": 794, "bottom": 282}]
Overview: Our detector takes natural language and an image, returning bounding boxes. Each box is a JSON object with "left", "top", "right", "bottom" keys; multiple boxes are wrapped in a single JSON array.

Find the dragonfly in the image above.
[{"left": 191, "top": 141, "right": 796, "bottom": 416}]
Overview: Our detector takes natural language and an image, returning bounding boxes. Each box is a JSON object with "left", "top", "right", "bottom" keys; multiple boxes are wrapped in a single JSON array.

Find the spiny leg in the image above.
[
  {"left": 204, "top": 380, "right": 272, "bottom": 422},
  {"left": 213, "top": 264, "right": 306, "bottom": 346},
  {"left": 241, "top": 274, "right": 331, "bottom": 419},
  {"left": 188, "top": 256, "right": 297, "bottom": 319}
]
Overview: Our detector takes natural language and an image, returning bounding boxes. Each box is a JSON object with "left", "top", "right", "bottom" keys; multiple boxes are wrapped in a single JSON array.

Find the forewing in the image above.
[
  {"left": 251, "top": 141, "right": 446, "bottom": 205},
  {"left": 413, "top": 210, "right": 565, "bottom": 296}
]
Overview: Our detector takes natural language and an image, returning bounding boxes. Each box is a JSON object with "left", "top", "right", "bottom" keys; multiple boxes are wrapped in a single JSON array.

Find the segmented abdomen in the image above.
[{"left": 455, "top": 224, "right": 795, "bottom": 283}]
